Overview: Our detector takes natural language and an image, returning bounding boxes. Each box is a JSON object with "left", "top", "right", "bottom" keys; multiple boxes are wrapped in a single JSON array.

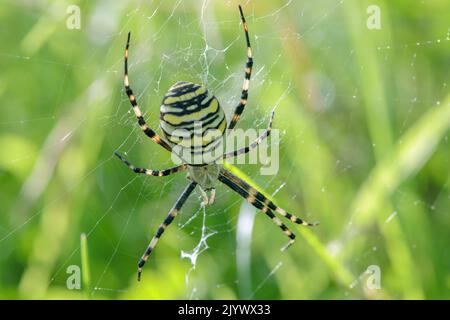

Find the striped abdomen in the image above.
[{"left": 160, "top": 81, "right": 227, "bottom": 164}]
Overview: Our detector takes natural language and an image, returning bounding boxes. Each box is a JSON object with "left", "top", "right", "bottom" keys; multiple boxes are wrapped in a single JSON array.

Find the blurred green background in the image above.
[{"left": 0, "top": 0, "right": 449, "bottom": 299}]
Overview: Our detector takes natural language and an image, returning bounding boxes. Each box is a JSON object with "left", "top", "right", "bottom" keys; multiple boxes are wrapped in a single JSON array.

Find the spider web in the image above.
[{"left": 0, "top": 0, "right": 448, "bottom": 299}]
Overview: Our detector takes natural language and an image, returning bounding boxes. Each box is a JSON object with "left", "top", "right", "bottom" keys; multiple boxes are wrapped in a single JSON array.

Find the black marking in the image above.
[
  {"left": 162, "top": 92, "right": 209, "bottom": 110},
  {"left": 155, "top": 226, "right": 164, "bottom": 238},
  {"left": 235, "top": 105, "right": 245, "bottom": 115},
  {"left": 163, "top": 214, "right": 175, "bottom": 226},
  {"left": 165, "top": 83, "right": 202, "bottom": 97},
  {"left": 160, "top": 98, "right": 219, "bottom": 126},
  {"left": 162, "top": 112, "right": 223, "bottom": 133}
]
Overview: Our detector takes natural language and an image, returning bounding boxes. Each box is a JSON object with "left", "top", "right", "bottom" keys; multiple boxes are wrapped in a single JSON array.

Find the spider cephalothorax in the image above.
[{"left": 114, "top": 5, "right": 318, "bottom": 281}]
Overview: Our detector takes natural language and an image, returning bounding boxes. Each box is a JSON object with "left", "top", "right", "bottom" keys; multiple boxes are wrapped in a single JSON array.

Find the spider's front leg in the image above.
[
  {"left": 137, "top": 181, "right": 197, "bottom": 281},
  {"left": 228, "top": 5, "right": 254, "bottom": 130},
  {"left": 123, "top": 32, "right": 172, "bottom": 152},
  {"left": 222, "top": 110, "right": 275, "bottom": 160}
]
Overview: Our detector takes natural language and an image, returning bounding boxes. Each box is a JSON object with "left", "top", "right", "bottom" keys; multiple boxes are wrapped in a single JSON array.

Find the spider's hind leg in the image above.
[
  {"left": 222, "top": 169, "right": 319, "bottom": 227},
  {"left": 137, "top": 181, "right": 197, "bottom": 281},
  {"left": 218, "top": 169, "right": 318, "bottom": 250}
]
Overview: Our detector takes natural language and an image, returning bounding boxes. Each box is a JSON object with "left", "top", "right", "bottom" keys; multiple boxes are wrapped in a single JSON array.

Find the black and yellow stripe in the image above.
[{"left": 160, "top": 81, "right": 227, "bottom": 164}]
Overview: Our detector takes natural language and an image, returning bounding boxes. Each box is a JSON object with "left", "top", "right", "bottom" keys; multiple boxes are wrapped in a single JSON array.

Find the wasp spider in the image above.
[{"left": 115, "top": 5, "right": 318, "bottom": 281}]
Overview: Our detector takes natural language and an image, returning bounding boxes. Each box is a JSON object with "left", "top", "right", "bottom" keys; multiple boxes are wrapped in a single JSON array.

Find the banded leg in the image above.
[
  {"left": 137, "top": 181, "right": 197, "bottom": 281},
  {"left": 218, "top": 172, "right": 295, "bottom": 250},
  {"left": 228, "top": 5, "right": 253, "bottom": 130},
  {"left": 222, "top": 110, "right": 274, "bottom": 160},
  {"left": 221, "top": 169, "right": 319, "bottom": 227},
  {"left": 114, "top": 151, "right": 187, "bottom": 177},
  {"left": 124, "top": 32, "right": 172, "bottom": 152}
]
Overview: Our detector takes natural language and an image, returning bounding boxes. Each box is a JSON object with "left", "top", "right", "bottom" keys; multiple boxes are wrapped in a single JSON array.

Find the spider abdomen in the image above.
[{"left": 160, "top": 81, "right": 227, "bottom": 164}]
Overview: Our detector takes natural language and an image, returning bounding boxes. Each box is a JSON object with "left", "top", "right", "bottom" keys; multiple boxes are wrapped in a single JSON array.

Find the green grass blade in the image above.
[{"left": 80, "top": 233, "right": 91, "bottom": 298}]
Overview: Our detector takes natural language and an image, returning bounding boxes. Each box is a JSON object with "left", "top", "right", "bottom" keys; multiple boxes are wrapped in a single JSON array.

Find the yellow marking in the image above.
[
  {"left": 140, "top": 124, "right": 148, "bottom": 130},
  {"left": 164, "top": 97, "right": 178, "bottom": 105},
  {"left": 161, "top": 103, "right": 197, "bottom": 114},
  {"left": 243, "top": 79, "right": 250, "bottom": 91},
  {"left": 167, "top": 135, "right": 182, "bottom": 144},
  {"left": 284, "top": 230, "right": 292, "bottom": 236},
  {"left": 247, "top": 47, "right": 253, "bottom": 57},
  {"left": 209, "top": 189, "right": 216, "bottom": 204},
  {"left": 163, "top": 99, "right": 219, "bottom": 125},
  {"left": 149, "top": 238, "right": 158, "bottom": 248},
  {"left": 125, "top": 49, "right": 128, "bottom": 58},
  {"left": 132, "top": 107, "right": 142, "bottom": 117},
  {"left": 262, "top": 207, "right": 268, "bottom": 213},
  {"left": 247, "top": 195, "right": 256, "bottom": 203},
  {"left": 124, "top": 75, "right": 129, "bottom": 86},
  {"left": 130, "top": 94, "right": 135, "bottom": 101},
  {"left": 248, "top": 188, "right": 258, "bottom": 197},
  {"left": 240, "top": 99, "right": 247, "bottom": 105},
  {"left": 273, "top": 217, "right": 283, "bottom": 226},
  {"left": 161, "top": 108, "right": 225, "bottom": 135},
  {"left": 290, "top": 216, "right": 297, "bottom": 222},
  {"left": 245, "top": 67, "right": 251, "bottom": 74},
  {"left": 174, "top": 124, "right": 225, "bottom": 148}
]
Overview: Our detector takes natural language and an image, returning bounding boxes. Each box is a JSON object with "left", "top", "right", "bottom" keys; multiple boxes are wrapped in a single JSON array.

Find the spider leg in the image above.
[
  {"left": 221, "top": 169, "right": 319, "bottom": 226},
  {"left": 223, "top": 110, "right": 274, "bottom": 160},
  {"left": 114, "top": 151, "right": 187, "bottom": 177},
  {"left": 228, "top": 5, "right": 253, "bottom": 130},
  {"left": 218, "top": 171, "right": 296, "bottom": 250},
  {"left": 198, "top": 186, "right": 217, "bottom": 206},
  {"left": 124, "top": 32, "right": 172, "bottom": 152},
  {"left": 137, "top": 181, "right": 197, "bottom": 281},
  {"left": 199, "top": 187, "right": 209, "bottom": 207}
]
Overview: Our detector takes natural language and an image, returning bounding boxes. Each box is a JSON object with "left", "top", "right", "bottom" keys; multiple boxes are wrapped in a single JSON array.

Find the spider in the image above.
[{"left": 115, "top": 5, "right": 318, "bottom": 281}]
